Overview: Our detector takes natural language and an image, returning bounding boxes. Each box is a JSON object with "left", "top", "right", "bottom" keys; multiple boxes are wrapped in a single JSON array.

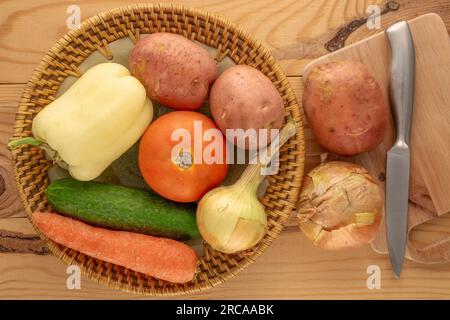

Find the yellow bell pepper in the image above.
[{"left": 9, "top": 63, "right": 153, "bottom": 181}]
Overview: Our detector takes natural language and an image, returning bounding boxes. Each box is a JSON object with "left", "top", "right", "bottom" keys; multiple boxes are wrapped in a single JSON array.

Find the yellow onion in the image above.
[
  {"left": 197, "top": 120, "right": 297, "bottom": 254},
  {"left": 297, "top": 161, "right": 382, "bottom": 250}
]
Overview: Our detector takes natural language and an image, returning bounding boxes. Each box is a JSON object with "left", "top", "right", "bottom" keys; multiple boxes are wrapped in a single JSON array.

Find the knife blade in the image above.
[{"left": 385, "top": 21, "right": 415, "bottom": 279}]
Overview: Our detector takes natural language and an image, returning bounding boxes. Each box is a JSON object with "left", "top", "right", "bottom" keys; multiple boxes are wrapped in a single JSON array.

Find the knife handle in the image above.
[{"left": 386, "top": 21, "right": 415, "bottom": 146}]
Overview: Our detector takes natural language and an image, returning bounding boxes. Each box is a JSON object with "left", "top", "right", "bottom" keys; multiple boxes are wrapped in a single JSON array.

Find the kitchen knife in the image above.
[{"left": 385, "top": 21, "right": 415, "bottom": 279}]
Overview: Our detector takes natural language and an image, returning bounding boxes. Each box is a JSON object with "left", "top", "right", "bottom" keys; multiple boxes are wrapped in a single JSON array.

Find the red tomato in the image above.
[{"left": 139, "top": 111, "right": 228, "bottom": 202}]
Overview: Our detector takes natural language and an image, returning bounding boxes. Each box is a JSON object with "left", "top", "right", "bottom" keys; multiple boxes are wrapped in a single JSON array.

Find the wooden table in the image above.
[{"left": 1, "top": 0, "right": 450, "bottom": 299}]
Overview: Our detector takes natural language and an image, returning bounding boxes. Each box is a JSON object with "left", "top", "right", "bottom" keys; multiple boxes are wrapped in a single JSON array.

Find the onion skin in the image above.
[
  {"left": 196, "top": 185, "right": 267, "bottom": 254},
  {"left": 297, "top": 161, "right": 382, "bottom": 251},
  {"left": 196, "top": 121, "right": 297, "bottom": 254}
]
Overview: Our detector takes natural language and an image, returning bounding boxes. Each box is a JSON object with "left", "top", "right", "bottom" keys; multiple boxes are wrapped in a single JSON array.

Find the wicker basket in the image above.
[{"left": 10, "top": 3, "right": 305, "bottom": 295}]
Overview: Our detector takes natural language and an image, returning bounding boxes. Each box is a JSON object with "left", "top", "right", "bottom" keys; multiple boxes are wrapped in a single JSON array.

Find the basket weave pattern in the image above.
[{"left": 11, "top": 3, "right": 305, "bottom": 295}]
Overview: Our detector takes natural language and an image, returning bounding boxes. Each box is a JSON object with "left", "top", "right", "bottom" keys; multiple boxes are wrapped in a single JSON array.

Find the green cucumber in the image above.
[{"left": 45, "top": 178, "right": 200, "bottom": 240}]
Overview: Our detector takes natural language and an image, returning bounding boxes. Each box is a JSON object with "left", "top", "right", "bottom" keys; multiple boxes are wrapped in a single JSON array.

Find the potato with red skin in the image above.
[
  {"left": 303, "top": 60, "right": 388, "bottom": 155},
  {"left": 129, "top": 33, "right": 217, "bottom": 111},
  {"left": 210, "top": 65, "right": 285, "bottom": 150}
]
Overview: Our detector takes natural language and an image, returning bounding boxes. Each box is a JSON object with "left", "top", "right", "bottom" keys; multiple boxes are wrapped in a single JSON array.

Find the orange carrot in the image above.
[{"left": 32, "top": 212, "right": 198, "bottom": 284}]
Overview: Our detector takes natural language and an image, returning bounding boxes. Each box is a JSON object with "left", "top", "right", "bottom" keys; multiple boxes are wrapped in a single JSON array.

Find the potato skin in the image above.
[
  {"left": 210, "top": 65, "right": 284, "bottom": 149},
  {"left": 303, "top": 60, "right": 388, "bottom": 155},
  {"left": 129, "top": 33, "right": 217, "bottom": 110}
]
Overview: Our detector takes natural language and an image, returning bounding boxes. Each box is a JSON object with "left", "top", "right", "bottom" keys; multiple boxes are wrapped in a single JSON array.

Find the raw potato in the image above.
[
  {"left": 303, "top": 60, "right": 388, "bottom": 155},
  {"left": 210, "top": 65, "right": 284, "bottom": 149},
  {"left": 129, "top": 33, "right": 217, "bottom": 110}
]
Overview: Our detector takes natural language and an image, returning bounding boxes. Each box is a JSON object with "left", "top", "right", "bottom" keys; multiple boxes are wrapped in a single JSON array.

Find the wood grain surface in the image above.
[
  {"left": 1, "top": 0, "right": 450, "bottom": 299},
  {"left": 303, "top": 13, "right": 450, "bottom": 263}
]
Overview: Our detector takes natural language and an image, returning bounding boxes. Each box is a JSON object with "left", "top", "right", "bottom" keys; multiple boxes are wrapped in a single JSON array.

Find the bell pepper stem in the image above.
[
  {"left": 7, "top": 137, "right": 44, "bottom": 150},
  {"left": 8, "top": 137, "right": 69, "bottom": 169}
]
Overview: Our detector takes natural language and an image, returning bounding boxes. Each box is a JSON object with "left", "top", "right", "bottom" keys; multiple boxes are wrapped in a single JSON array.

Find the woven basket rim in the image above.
[{"left": 10, "top": 2, "right": 305, "bottom": 296}]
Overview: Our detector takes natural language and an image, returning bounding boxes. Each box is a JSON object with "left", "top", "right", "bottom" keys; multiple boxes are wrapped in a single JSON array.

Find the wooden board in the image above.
[
  {"left": 2, "top": 0, "right": 450, "bottom": 299},
  {"left": 303, "top": 13, "right": 450, "bottom": 263}
]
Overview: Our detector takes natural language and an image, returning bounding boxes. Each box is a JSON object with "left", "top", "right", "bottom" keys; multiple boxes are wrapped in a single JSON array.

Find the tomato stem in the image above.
[{"left": 174, "top": 151, "right": 193, "bottom": 169}]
